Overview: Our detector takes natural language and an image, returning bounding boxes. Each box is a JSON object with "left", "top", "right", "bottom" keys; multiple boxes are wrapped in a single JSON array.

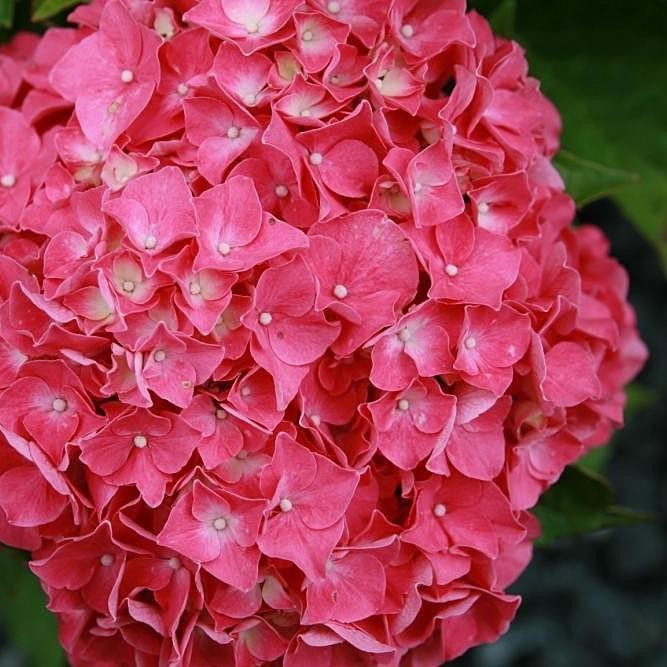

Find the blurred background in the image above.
[{"left": 1, "top": 1, "right": 666, "bottom": 665}]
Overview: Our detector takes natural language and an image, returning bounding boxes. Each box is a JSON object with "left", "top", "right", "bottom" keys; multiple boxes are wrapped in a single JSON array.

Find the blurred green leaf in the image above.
[
  {"left": 511, "top": 1, "right": 667, "bottom": 270},
  {"left": 0, "top": 548, "right": 66, "bottom": 667},
  {"left": 32, "top": 0, "right": 81, "bottom": 21},
  {"left": 625, "top": 382, "right": 658, "bottom": 416},
  {"left": 577, "top": 445, "right": 612, "bottom": 474},
  {"left": 554, "top": 150, "right": 639, "bottom": 207},
  {"left": 470, "top": 1, "right": 667, "bottom": 270},
  {"left": 488, "top": 0, "right": 516, "bottom": 38},
  {"left": 0, "top": 0, "right": 14, "bottom": 28},
  {"left": 534, "top": 466, "right": 654, "bottom": 545}
]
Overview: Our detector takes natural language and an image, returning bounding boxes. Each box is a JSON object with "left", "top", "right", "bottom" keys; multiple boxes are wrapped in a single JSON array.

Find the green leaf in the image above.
[
  {"left": 577, "top": 445, "right": 612, "bottom": 474},
  {"left": 554, "top": 150, "right": 638, "bottom": 207},
  {"left": 31, "top": 0, "right": 83, "bottom": 21},
  {"left": 510, "top": 0, "right": 667, "bottom": 270},
  {"left": 0, "top": 0, "right": 14, "bottom": 28},
  {"left": 488, "top": 0, "right": 516, "bottom": 39},
  {"left": 0, "top": 548, "right": 66, "bottom": 667},
  {"left": 534, "top": 466, "right": 654, "bottom": 546},
  {"left": 625, "top": 382, "right": 658, "bottom": 417}
]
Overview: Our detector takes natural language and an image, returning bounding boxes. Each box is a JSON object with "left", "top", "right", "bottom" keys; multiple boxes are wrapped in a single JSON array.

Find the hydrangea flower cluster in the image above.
[{"left": 0, "top": 0, "right": 647, "bottom": 664}]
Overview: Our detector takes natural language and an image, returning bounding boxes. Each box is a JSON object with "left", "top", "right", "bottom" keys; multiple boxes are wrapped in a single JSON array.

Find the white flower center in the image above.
[
  {"left": 327, "top": 1, "right": 341, "bottom": 13},
  {"left": 309, "top": 152, "right": 323, "bottom": 165},
  {"left": 245, "top": 20, "right": 259, "bottom": 34},
  {"left": 274, "top": 184, "right": 289, "bottom": 198},
  {"left": 189, "top": 282, "right": 202, "bottom": 295},
  {"left": 477, "top": 201, "right": 490, "bottom": 214},
  {"left": 259, "top": 311, "right": 273, "bottom": 326},
  {"left": 167, "top": 557, "right": 181, "bottom": 570},
  {"left": 464, "top": 336, "right": 477, "bottom": 350},
  {"left": 0, "top": 174, "right": 16, "bottom": 188},
  {"left": 330, "top": 74, "right": 340, "bottom": 85},
  {"left": 216, "top": 408, "right": 227, "bottom": 420},
  {"left": 176, "top": 83, "right": 189, "bottom": 96},
  {"left": 397, "top": 398, "right": 410, "bottom": 411},
  {"left": 218, "top": 241, "right": 231, "bottom": 256},
  {"left": 121, "top": 280, "right": 136, "bottom": 293},
  {"left": 120, "top": 69, "right": 134, "bottom": 84},
  {"left": 52, "top": 398, "right": 68, "bottom": 413},
  {"left": 100, "top": 553, "right": 114, "bottom": 566},
  {"left": 144, "top": 235, "right": 157, "bottom": 250},
  {"left": 301, "top": 30, "right": 314, "bottom": 42},
  {"left": 300, "top": 108, "right": 312, "bottom": 117},
  {"left": 333, "top": 284, "right": 348, "bottom": 299},
  {"left": 153, "top": 349, "right": 166, "bottom": 362},
  {"left": 133, "top": 434, "right": 148, "bottom": 448},
  {"left": 400, "top": 24, "right": 415, "bottom": 38},
  {"left": 154, "top": 13, "right": 175, "bottom": 39},
  {"left": 433, "top": 503, "right": 447, "bottom": 517},
  {"left": 244, "top": 93, "right": 257, "bottom": 106},
  {"left": 240, "top": 386, "right": 251, "bottom": 397},
  {"left": 398, "top": 328, "right": 411, "bottom": 343},
  {"left": 226, "top": 125, "right": 240, "bottom": 139},
  {"left": 213, "top": 517, "right": 227, "bottom": 531},
  {"left": 445, "top": 263, "right": 459, "bottom": 277},
  {"left": 279, "top": 498, "right": 293, "bottom": 512},
  {"left": 310, "top": 414, "right": 321, "bottom": 426},
  {"left": 413, "top": 182, "right": 423, "bottom": 194}
]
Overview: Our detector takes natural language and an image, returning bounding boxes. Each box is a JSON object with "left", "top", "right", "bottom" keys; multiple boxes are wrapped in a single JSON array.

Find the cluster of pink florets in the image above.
[{"left": 0, "top": 0, "right": 647, "bottom": 665}]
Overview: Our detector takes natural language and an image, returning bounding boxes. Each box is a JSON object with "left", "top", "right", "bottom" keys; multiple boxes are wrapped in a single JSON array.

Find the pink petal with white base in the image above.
[
  {"left": 370, "top": 301, "right": 458, "bottom": 391},
  {"left": 469, "top": 172, "right": 534, "bottom": 234},
  {"left": 103, "top": 166, "right": 195, "bottom": 259},
  {"left": 258, "top": 433, "right": 358, "bottom": 577},
  {"left": 291, "top": 12, "right": 350, "bottom": 73},
  {"left": 212, "top": 41, "right": 272, "bottom": 108},
  {"left": 426, "top": 214, "right": 521, "bottom": 307},
  {"left": 158, "top": 481, "right": 265, "bottom": 590},
  {"left": 185, "top": 0, "right": 298, "bottom": 54},
  {"left": 49, "top": 0, "right": 160, "bottom": 148},
  {"left": 307, "top": 209, "right": 419, "bottom": 355},
  {"left": 140, "top": 323, "right": 225, "bottom": 408},
  {"left": 454, "top": 305, "right": 532, "bottom": 396},
  {"left": 408, "top": 140, "right": 464, "bottom": 227},
  {"left": 368, "top": 378, "right": 456, "bottom": 469},
  {"left": 194, "top": 175, "right": 308, "bottom": 272},
  {"left": 184, "top": 96, "right": 260, "bottom": 184}
]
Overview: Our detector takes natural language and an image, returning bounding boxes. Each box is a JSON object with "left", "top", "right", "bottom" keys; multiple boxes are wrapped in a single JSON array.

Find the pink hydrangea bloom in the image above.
[{"left": 0, "top": 0, "right": 647, "bottom": 665}]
